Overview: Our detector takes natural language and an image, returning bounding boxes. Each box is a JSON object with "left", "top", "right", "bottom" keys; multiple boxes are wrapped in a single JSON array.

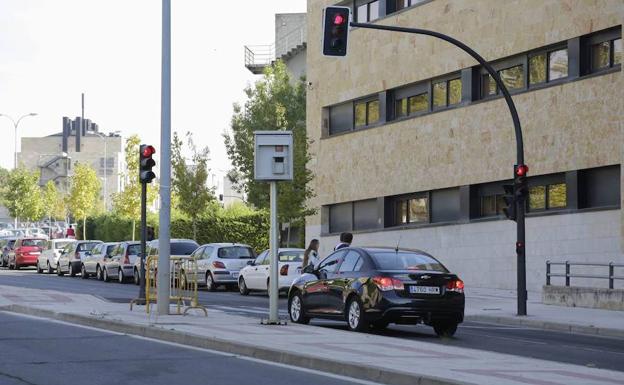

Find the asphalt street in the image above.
[
  {"left": 2, "top": 269, "right": 624, "bottom": 372},
  {"left": 0, "top": 311, "right": 382, "bottom": 385}
]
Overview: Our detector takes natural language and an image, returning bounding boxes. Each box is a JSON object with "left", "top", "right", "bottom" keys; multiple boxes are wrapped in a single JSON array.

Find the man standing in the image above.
[
  {"left": 334, "top": 232, "right": 353, "bottom": 250},
  {"left": 65, "top": 225, "right": 75, "bottom": 239}
]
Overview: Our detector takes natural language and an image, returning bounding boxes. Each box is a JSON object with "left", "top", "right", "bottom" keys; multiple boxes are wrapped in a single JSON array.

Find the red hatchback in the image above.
[{"left": 8, "top": 238, "right": 47, "bottom": 270}]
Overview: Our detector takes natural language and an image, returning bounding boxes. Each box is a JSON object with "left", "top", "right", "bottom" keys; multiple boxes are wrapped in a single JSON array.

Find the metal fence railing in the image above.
[
  {"left": 244, "top": 45, "right": 274, "bottom": 68},
  {"left": 546, "top": 260, "right": 624, "bottom": 289}
]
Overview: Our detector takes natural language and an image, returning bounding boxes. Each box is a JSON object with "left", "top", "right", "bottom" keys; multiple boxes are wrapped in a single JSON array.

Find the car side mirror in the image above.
[
  {"left": 247, "top": 260, "right": 255, "bottom": 266},
  {"left": 302, "top": 264, "right": 315, "bottom": 274}
]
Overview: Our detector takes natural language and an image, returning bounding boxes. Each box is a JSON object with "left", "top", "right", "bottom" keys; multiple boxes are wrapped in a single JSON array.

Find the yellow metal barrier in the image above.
[{"left": 144, "top": 255, "right": 207, "bottom": 316}]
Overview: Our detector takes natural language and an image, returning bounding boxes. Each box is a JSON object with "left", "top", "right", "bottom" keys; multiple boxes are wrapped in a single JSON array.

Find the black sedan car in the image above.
[{"left": 288, "top": 247, "right": 464, "bottom": 336}]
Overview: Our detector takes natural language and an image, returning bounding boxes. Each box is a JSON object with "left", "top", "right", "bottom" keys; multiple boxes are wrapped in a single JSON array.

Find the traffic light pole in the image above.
[
  {"left": 350, "top": 21, "right": 527, "bottom": 315},
  {"left": 139, "top": 181, "right": 147, "bottom": 301}
]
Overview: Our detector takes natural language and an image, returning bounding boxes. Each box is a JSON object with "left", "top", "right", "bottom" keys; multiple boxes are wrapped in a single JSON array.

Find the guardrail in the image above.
[
  {"left": 546, "top": 260, "right": 624, "bottom": 289},
  {"left": 143, "top": 255, "right": 207, "bottom": 316}
]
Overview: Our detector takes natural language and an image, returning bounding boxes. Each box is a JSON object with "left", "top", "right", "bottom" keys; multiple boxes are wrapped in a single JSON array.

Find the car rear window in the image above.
[
  {"left": 370, "top": 251, "right": 447, "bottom": 272},
  {"left": 54, "top": 241, "right": 72, "bottom": 250},
  {"left": 8, "top": 240, "right": 16, "bottom": 247},
  {"left": 127, "top": 244, "right": 141, "bottom": 255},
  {"left": 170, "top": 242, "right": 198, "bottom": 255},
  {"left": 279, "top": 250, "right": 304, "bottom": 262},
  {"left": 218, "top": 246, "right": 254, "bottom": 259},
  {"left": 77, "top": 242, "right": 99, "bottom": 252},
  {"left": 22, "top": 239, "right": 46, "bottom": 247},
  {"left": 105, "top": 245, "right": 117, "bottom": 255}
]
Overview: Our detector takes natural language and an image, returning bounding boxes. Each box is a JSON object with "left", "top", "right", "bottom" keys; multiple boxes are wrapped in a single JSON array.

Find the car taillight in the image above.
[
  {"left": 280, "top": 264, "right": 289, "bottom": 276},
  {"left": 123, "top": 252, "right": 130, "bottom": 265},
  {"left": 446, "top": 279, "right": 464, "bottom": 293},
  {"left": 372, "top": 276, "right": 404, "bottom": 291},
  {"left": 212, "top": 261, "right": 226, "bottom": 269}
]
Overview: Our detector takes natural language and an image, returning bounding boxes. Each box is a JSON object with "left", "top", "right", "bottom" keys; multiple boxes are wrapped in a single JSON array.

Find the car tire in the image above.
[
  {"left": 134, "top": 268, "right": 140, "bottom": 285},
  {"left": 36, "top": 261, "right": 43, "bottom": 274},
  {"left": 433, "top": 322, "right": 458, "bottom": 338},
  {"left": 346, "top": 297, "right": 369, "bottom": 333},
  {"left": 103, "top": 268, "right": 110, "bottom": 282},
  {"left": 238, "top": 277, "right": 250, "bottom": 296},
  {"left": 118, "top": 269, "right": 125, "bottom": 284},
  {"left": 81, "top": 264, "right": 88, "bottom": 279},
  {"left": 68, "top": 264, "right": 76, "bottom": 277},
  {"left": 47, "top": 262, "right": 54, "bottom": 274},
  {"left": 96, "top": 266, "right": 102, "bottom": 281},
  {"left": 14, "top": 263, "right": 19, "bottom": 270},
  {"left": 206, "top": 272, "right": 217, "bottom": 292},
  {"left": 288, "top": 292, "right": 309, "bottom": 324},
  {"left": 57, "top": 263, "right": 64, "bottom": 276}
]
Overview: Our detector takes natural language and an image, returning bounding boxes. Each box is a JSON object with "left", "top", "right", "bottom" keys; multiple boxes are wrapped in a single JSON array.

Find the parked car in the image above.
[
  {"left": 8, "top": 238, "right": 47, "bottom": 270},
  {"left": 81, "top": 242, "right": 118, "bottom": 279},
  {"left": 133, "top": 239, "right": 199, "bottom": 285},
  {"left": 36, "top": 238, "right": 76, "bottom": 274},
  {"left": 287, "top": 247, "right": 465, "bottom": 336},
  {"left": 101, "top": 241, "right": 140, "bottom": 283},
  {"left": 238, "top": 248, "right": 304, "bottom": 295},
  {"left": 0, "top": 237, "right": 18, "bottom": 267},
  {"left": 190, "top": 243, "right": 256, "bottom": 291},
  {"left": 56, "top": 240, "right": 102, "bottom": 277}
]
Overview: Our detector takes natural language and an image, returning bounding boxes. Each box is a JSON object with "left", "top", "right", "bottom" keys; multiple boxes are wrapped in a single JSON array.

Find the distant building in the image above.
[
  {"left": 17, "top": 116, "right": 123, "bottom": 208},
  {"left": 244, "top": 13, "right": 307, "bottom": 79},
  {"left": 221, "top": 176, "right": 245, "bottom": 207}
]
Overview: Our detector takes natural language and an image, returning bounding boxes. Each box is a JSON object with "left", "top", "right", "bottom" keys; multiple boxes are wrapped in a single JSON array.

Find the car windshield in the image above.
[
  {"left": 22, "top": 239, "right": 46, "bottom": 247},
  {"left": 54, "top": 241, "right": 72, "bottom": 250},
  {"left": 370, "top": 251, "right": 448, "bottom": 272},
  {"left": 105, "top": 245, "right": 117, "bottom": 255},
  {"left": 127, "top": 244, "right": 141, "bottom": 255},
  {"left": 77, "top": 242, "right": 99, "bottom": 252},
  {"left": 170, "top": 242, "right": 198, "bottom": 255},
  {"left": 218, "top": 246, "right": 254, "bottom": 259},
  {"left": 279, "top": 250, "right": 304, "bottom": 262}
]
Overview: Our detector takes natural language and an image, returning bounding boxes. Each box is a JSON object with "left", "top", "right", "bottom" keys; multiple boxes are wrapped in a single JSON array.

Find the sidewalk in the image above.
[
  {"left": 464, "top": 287, "right": 624, "bottom": 338},
  {"left": 0, "top": 284, "right": 622, "bottom": 385}
]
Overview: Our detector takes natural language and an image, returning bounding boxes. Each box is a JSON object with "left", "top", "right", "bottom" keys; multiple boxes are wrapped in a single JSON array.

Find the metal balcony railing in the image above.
[
  {"left": 546, "top": 260, "right": 624, "bottom": 289},
  {"left": 244, "top": 25, "right": 307, "bottom": 74}
]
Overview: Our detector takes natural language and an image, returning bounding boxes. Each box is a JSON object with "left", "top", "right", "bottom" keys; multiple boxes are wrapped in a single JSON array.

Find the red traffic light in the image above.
[
  {"left": 516, "top": 164, "right": 529, "bottom": 177},
  {"left": 142, "top": 145, "right": 156, "bottom": 158},
  {"left": 333, "top": 13, "right": 345, "bottom": 25}
]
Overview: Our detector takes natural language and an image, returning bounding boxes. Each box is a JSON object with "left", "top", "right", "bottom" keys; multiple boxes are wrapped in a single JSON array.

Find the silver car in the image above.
[
  {"left": 132, "top": 239, "right": 199, "bottom": 285},
  {"left": 101, "top": 241, "right": 141, "bottom": 283},
  {"left": 81, "top": 242, "right": 119, "bottom": 280},
  {"left": 57, "top": 240, "right": 102, "bottom": 277},
  {"left": 36, "top": 239, "right": 75, "bottom": 274},
  {"left": 193, "top": 243, "right": 256, "bottom": 291}
]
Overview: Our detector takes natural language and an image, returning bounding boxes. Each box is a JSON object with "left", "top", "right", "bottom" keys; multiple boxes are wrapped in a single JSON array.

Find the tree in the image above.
[
  {"left": 224, "top": 60, "right": 314, "bottom": 227},
  {"left": 68, "top": 163, "right": 101, "bottom": 240},
  {"left": 3, "top": 167, "right": 44, "bottom": 224},
  {"left": 111, "top": 135, "right": 157, "bottom": 240},
  {"left": 171, "top": 131, "right": 215, "bottom": 240},
  {"left": 42, "top": 181, "right": 59, "bottom": 221}
]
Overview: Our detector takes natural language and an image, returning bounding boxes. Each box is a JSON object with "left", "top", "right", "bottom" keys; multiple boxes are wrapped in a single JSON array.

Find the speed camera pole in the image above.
[{"left": 268, "top": 181, "right": 279, "bottom": 323}]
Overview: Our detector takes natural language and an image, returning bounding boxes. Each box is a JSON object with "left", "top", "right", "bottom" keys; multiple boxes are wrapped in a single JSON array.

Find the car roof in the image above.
[
  {"left": 344, "top": 246, "right": 434, "bottom": 257},
  {"left": 52, "top": 238, "right": 75, "bottom": 242},
  {"left": 75, "top": 240, "right": 103, "bottom": 244},
  {"left": 148, "top": 239, "right": 198, "bottom": 245},
  {"left": 205, "top": 243, "right": 252, "bottom": 247},
  {"left": 260, "top": 248, "right": 304, "bottom": 253}
]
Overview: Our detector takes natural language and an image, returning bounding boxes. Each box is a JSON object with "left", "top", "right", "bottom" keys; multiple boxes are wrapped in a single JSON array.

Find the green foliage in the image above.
[
  {"left": 82, "top": 213, "right": 157, "bottom": 242},
  {"left": 68, "top": 163, "right": 101, "bottom": 240},
  {"left": 3, "top": 167, "right": 44, "bottom": 222},
  {"left": 111, "top": 134, "right": 157, "bottom": 240},
  {"left": 171, "top": 131, "right": 215, "bottom": 239},
  {"left": 41, "top": 181, "right": 59, "bottom": 220},
  {"left": 223, "top": 60, "right": 315, "bottom": 223}
]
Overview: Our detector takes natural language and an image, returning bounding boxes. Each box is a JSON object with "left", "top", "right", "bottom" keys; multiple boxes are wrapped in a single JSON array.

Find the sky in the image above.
[{"left": 0, "top": 0, "right": 307, "bottom": 188}]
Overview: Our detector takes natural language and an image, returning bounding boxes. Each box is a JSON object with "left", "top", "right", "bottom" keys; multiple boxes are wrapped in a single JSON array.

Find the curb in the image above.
[
  {"left": 1, "top": 304, "right": 470, "bottom": 385},
  {"left": 465, "top": 314, "right": 624, "bottom": 339}
]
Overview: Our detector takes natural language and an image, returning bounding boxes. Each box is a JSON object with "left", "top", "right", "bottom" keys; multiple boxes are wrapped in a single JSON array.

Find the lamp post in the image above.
[{"left": 0, "top": 113, "right": 38, "bottom": 169}]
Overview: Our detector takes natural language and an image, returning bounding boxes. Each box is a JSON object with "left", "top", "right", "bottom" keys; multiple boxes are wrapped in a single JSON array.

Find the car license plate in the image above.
[
  {"left": 231, "top": 272, "right": 239, "bottom": 279},
  {"left": 409, "top": 286, "right": 440, "bottom": 294}
]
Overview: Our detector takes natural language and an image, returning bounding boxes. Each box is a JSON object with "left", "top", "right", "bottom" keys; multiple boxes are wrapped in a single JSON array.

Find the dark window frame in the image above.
[
  {"left": 355, "top": 0, "right": 380, "bottom": 23},
  {"left": 527, "top": 43, "right": 570, "bottom": 87},
  {"left": 431, "top": 73, "right": 463, "bottom": 110},
  {"left": 353, "top": 96, "right": 380, "bottom": 129},
  {"left": 527, "top": 182, "right": 567, "bottom": 212},
  {"left": 393, "top": 192, "right": 430, "bottom": 226},
  {"left": 480, "top": 54, "right": 527, "bottom": 98}
]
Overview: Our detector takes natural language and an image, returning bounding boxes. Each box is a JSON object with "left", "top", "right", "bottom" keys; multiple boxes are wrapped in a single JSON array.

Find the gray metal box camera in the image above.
[{"left": 254, "top": 131, "right": 294, "bottom": 181}]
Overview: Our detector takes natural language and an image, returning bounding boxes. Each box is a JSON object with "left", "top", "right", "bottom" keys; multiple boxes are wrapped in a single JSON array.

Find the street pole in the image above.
[
  {"left": 157, "top": 0, "right": 172, "bottom": 316},
  {"left": 350, "top": 21, "right": 527, "bottom": 315},
  {"left": 268, "top": 181, "right": 279, "bottom": 323},
  {"left": 0, "top": 113, "right": 38, "bottom": 169},
  {"left": 139, "top": 181, "right": 147, "bottom": 301}
]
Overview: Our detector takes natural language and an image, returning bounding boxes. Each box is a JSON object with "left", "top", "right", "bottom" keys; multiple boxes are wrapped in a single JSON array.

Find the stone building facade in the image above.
[{"left": 305, "top": 0, "right": 623, "bottom": 290}]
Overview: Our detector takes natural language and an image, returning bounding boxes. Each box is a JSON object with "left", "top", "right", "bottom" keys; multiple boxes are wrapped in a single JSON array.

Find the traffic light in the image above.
[
  {"left": 139, "top": 144, "right": 156, "bottom": 184},
  {"left": 502, "top": 164, "right": 529, "bottom": 222},
  {"left": 322, "top": 6, "right": 350, "bottom": 57},
  {"left": 502, "top": 183, "right": 516, "bottom": 221}
]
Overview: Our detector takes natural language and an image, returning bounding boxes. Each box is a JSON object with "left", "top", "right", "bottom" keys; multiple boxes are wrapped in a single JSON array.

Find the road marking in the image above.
[{"left": 459, "top": 330, "right": 549, "bottom": 345}]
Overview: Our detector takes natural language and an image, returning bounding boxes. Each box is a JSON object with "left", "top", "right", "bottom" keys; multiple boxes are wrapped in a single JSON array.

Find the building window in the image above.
[
  {"left": 528, "top": 183, "right": 566, "bottom": 212},
  {"left": 483, "top": 65, "right": 524, "bottom": 97},
  {"left": 591, "top": 38, "right": 622, "bottom": 72},
  {"left": 354, "top": 99, "right": 379, "bottom": 128},
  {"left": 395, "top": 196, "right": 428, "bottom": 224},
  {"left": 528, "top": 48, "right": 569, "bottom": 86},
  {"left": 396, "top": 93, "right": 428, "bottom": 118},
  {"left": 480, "top": 194, "right": 506, "bottom": 217},
  {"left": 432, "top": 77, "right": 461, "bottom": 108},
  {"left": 548, "top": 49, "right": 569, "bottom": 80},
  {"left": 357, "top": 0, "right": 380, "bottom": 23}
]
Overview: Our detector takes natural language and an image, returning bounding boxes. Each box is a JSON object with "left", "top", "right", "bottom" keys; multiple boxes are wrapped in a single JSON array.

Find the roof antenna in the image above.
[{"left": 395, "top": 236, "right": 402, "bottom": 253}]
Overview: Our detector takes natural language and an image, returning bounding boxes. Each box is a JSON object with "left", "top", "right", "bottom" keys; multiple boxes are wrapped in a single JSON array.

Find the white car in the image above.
[
  {"left": 190, "top": 243, "right": 256, "bottom": 291},
  {"left": 238, "top": 248, "right": 304, "bottom": 295},
  {"left": 36, "top": 239, "right": 75, "bottom": 274}
]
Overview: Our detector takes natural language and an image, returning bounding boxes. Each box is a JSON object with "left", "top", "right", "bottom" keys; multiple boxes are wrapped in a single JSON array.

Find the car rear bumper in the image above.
[
  {"left": 366, "top": 293, "right": 465, "bottom": 324},
  {"left": 212, "top": 270, "right": 240, "bottom": 283},
  {"left": 16, "top": 255, "right": 39, "bottom": 266}
]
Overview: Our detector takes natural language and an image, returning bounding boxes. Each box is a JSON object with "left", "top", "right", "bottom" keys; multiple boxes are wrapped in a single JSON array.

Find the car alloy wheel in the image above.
[
  {"left": 239, "top": 278, "right": 250, "bottom": 295},
  {"left": 81, "top": 264, "right": 88, "bottom": 279},
  {"left": 118, "top": 269, "right": 124, "bottom": 284},
  {"left": 346, "top": 298, "right": 369, "bottom": 332},
  {"left": 134, "top": 269, "right": 140, "bottom": 285},
  {"left": 68, "top": 264, "right": 75, "bottom": 277},
  {"left": 103, "top": 268, "right": 110, "bottom": 282},
  {"left": 206, "top": 272, "right": 216, "bottom": 292},
  {"left": 289, "top": 293, "right": 309, "bottom": 324}
]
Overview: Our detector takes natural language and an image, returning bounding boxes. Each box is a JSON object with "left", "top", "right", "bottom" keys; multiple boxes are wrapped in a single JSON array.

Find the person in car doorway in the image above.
[
  {"left": 302, "top": 239, "right": 320, "bottom": 268},
  {"left": 334, "top": 232, "right": 352, "bottom": 251}
]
